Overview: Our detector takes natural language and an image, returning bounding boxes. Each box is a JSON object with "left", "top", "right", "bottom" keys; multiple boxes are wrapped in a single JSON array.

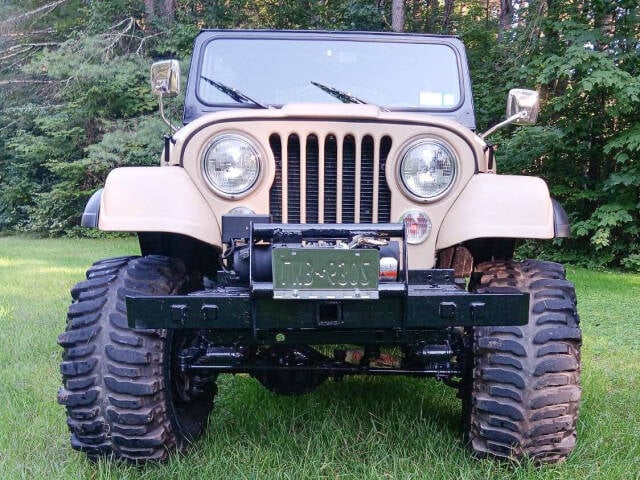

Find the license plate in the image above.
[{"left": 272, "top": 248, "right": 379, "bottom": 299}]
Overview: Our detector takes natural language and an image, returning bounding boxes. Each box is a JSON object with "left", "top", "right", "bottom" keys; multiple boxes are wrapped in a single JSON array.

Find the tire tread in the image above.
[
  {"left": 467, "top": 260, "right": 581, "bottom": 463},
  {"left": 58, "top": 255, "right": 215, "bottom": 462}
]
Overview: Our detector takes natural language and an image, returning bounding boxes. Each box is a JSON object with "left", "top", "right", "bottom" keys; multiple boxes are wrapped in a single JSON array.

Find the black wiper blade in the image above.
[
  {"left": 310, "top": 81, "right": 368, "bottom": 105},
  {"left": 201, "top": 75, "right": 268, "bottom": 109}
]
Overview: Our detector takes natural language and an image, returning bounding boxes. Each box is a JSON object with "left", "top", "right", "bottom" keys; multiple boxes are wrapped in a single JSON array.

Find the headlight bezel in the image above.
[
  {"left": 396, "top": 137, "right": 458, "bottom": 203},
  {"left": 201, "top": 133, "right": 263, "bottom": 199}
]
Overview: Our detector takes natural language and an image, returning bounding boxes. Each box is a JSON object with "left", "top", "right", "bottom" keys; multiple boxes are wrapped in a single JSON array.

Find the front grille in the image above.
[{"left": 269, "top": 133, "right": 392, "bottom": 223}]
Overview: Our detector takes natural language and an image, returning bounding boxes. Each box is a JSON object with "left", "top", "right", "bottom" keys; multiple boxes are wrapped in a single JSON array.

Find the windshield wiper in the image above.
[
  {"left": 201, "top": 75, "right": 268, "bottom": 109},
  {"left": 310, "top": 81, "right": 368, "bottom": 105}
]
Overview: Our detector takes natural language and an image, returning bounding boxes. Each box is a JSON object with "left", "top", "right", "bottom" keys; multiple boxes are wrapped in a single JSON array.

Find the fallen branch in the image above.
[
  {"left": 0, "top": 0, "right": 70, "bottom": 30},
  {"left": 0, "top": 46, "right": 32, "bottom": 62},
  {"left": 108, "top": 17, "right": 136, "bottom": 32},
  {"left": 2, "top": 104, "right": 65, "bottom": 113},
  {"left": 0, "top": 43, "right": 60, "bottom": 60},
  {"left": 0, "top": 120, "right": 18, "bottom": 132},
  {"left": 0, "top": 79, "right": 64, "bottom": 85},
  {"left": 3, "top": 29, "right": 56, "bottom": 38},
  {"left": 12, "top": 42, "right": 59, "bottom": 48},
  {"left": 103, "top": 17, "right": 135, "bottom": 57},
  {"left": 136, "top": 32, "right": 164, "bottom": 55}
]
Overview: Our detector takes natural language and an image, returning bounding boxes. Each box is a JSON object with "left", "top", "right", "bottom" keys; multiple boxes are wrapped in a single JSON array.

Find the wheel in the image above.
[
  {"left": 464, "top": 260, "right": 581, "bottom": 463},
  {"left": 57, "top": 255, "right": 216, "bottom": 462}
]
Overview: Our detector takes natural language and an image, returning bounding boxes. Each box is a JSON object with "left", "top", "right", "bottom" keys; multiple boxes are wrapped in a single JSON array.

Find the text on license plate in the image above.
[{"left": 271, "top": 248, "right": 379, "bottom": 299}]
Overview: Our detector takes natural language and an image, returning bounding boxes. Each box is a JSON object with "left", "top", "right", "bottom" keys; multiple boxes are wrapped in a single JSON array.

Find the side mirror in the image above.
[
  {"left": 506, "top": 89, "right": 539, "bottom": 125},
  {"left": 151, "top": 60, "right": 180, "bottom": 97}
]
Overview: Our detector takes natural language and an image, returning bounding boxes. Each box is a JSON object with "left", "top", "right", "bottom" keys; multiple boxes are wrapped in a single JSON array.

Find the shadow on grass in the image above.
[{"left": 203, "top": 374, "right": 466, "bottom": 461}]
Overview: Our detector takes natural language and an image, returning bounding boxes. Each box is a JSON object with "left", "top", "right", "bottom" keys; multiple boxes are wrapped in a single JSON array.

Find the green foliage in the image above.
[
  {"left": 85, "top": 1, "right": 145, "bottom": 31},
  {"left": 0, "top": 20, "right": 161, "bottom": 234},
  {"left": 492, "top": 0, "right": 640, "bottom": 270},
  {"left": 172, "top": 0, "right": 388, "bottom": 32},
  {"left": 24, "top": 116, "right": 165, "bottom": 235},
  {"left": 621, "top": 254, "right": 640, "bottom": 272}
]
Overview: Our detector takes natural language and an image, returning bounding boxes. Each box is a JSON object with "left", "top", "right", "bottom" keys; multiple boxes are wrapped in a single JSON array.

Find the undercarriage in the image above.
[{"left": 175, "top": 336, "right": 467, "bottom": 397}]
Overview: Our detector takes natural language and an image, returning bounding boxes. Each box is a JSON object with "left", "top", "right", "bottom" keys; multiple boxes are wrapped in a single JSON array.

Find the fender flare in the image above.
[
  {"left": 552, "top": 199, "right": 570, "bottom": 237},
  {"left": 436, "top": 174, "right": 567, "bottom": 250},
  {"left": 84, "top": 166, "right": 221, "bottom": 247},
  {"left": 81, "top": 188, "right": 102, "bottom": 228}
]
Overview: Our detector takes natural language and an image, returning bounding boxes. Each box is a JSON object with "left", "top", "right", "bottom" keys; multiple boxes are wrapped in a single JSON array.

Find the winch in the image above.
[{"left": 222, "top": 214, "right": 402, "bottom": 288}]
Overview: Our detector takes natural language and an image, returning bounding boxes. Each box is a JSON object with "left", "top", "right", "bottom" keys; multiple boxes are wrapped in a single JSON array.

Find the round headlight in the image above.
[
  {"left": 203, "top": 134, "right": 261, "bottom": 197},
  {"left": 399, "top": 139, "right": 457, "bottom": 201}
]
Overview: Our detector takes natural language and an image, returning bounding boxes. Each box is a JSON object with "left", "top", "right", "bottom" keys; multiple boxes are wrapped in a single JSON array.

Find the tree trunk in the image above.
[
  {"left": 411, "top": 0, "right": 421, "bottom": 30},
  {"left": 145, "top": 0, "right": 175, "bottom": 23},
  {"left": 443, "top": 0, "right": 455, "bottom": 32},
  {"left": 499, "top": 0, "right": 513, "bottom": 40},
  {"left": 392, "top": 0, "right": 405, "bottom": 32},
  {"left": 145, "top": 0, "right": 155, "bottom": 21},
  {"left": 163, "top": 0, "right": 176, "bottom": 20}
]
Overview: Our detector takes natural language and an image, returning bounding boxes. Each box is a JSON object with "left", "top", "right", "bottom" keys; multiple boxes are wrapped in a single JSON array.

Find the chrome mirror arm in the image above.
[
  {"left": 480, "top": 110, "right": 528, "bottom": 139},
  {"left": 158, "top": 97, "right": 178, "bottom": 134}
]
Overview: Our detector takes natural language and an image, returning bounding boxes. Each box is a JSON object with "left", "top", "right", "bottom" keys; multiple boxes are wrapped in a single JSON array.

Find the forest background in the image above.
[{"left": 0, "top": 0, "right": 639, "bottom": 271}]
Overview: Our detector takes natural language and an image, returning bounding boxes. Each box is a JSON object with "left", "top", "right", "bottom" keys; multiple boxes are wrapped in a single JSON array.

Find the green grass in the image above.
[{"left": 0, "top": 237, "right": 638, "bottom": 479}]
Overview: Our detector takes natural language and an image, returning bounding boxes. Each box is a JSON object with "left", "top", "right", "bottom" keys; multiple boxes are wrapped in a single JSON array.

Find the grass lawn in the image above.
[{"left": 0, "top": 236, "right": 638, "bottom": 479}]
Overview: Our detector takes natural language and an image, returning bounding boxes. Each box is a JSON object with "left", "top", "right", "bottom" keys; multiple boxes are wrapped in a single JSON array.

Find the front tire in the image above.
[
  {"left": 465, "top": 260, "right": 581, "bottom": 463},
  {"left": 57, "top": 256, "right": 215, "bottom": 462}
]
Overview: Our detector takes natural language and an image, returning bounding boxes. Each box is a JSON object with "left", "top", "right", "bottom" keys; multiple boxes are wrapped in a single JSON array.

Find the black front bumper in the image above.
[
  {"left": 126, "top": 222, "right": 529, "bottom": 344},
  {"left": 127, "top": 279, "right": 528, "bottom": 345}
]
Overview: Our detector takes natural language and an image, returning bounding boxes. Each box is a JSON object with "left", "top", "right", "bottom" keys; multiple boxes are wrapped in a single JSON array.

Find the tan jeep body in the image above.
[{"left": 98, "top": 103, "right": 558, "bottom": 269}]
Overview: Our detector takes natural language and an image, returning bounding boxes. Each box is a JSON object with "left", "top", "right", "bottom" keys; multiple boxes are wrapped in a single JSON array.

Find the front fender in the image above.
[
  {"left": 95, "top": 166, "right": 221, "bottom": 247},
  {"left": 436, "top": 174, "right": 561, "bottom": 249}
]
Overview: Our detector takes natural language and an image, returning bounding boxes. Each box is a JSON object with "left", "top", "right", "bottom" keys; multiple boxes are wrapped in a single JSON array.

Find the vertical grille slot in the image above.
[
  {"left": 269, "top": 134, "right": 282, "bottom": 223},
  {"left": 286, "top": 134, "right": 300, "bottom": 223},
  {"left": 342, "top": 135, "right": 356, "bottom": 223},
  {"left": 269, "top": 131, "right": 392, "bottom": 224},
  {"left": 378, "top": 136, "right": 393, "bottom": 223},
  {"left": 360, "top": 135, "right": 375, "bottom": 223},
  {"left": 306, "top": 135, "right": 319, "bottom": 223},
  {"left": 324, "top": 135, "right": 338, "bottom": 223}
]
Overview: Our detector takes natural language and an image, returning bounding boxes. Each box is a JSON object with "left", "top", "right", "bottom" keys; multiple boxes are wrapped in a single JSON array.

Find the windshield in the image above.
[{"left": 197, "top": 37, "right": 462, "bottom": 110}]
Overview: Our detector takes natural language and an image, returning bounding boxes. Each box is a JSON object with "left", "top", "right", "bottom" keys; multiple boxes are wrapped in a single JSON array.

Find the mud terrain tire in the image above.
[
  {"left": 57, "top": 256, "right": 215, "bottom": 461},
  {"left": 466, "top": 260, "right": 581, "bottom": 463}
]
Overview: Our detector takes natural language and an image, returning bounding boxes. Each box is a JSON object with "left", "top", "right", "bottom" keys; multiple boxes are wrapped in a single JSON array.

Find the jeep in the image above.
[{"left": 58, "top": 30, "right": 581, "bottom": 463}]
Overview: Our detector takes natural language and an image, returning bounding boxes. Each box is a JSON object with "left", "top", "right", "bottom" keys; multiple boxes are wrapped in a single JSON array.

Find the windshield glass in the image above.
[{"left": 197, "top": 37, "right": 462, "bottom": 110}]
